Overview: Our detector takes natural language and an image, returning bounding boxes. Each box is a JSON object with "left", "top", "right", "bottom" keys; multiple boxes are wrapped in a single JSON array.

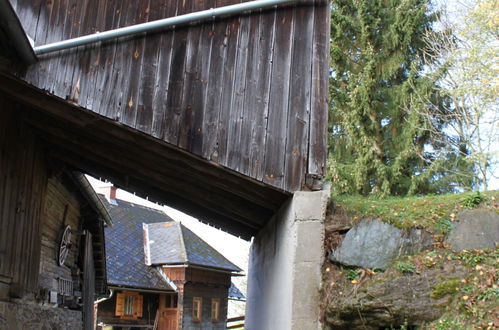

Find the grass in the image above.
[{"left": 332, "top": 191, "right": 499, "bottom": 231}]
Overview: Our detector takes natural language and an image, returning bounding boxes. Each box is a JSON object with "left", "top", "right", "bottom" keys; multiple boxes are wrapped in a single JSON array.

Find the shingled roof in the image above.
[
  {"left": 144, "top": 222, "right": 242, "bottom": 272},
  {"left": 101, "top": 197, "right": 175, "bottom": 291},
  {"left": 101, "top": 195, "right": 242, "bottom": 291}
]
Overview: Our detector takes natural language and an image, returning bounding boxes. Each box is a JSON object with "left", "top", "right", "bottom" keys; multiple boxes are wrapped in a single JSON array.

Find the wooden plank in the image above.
[
  {"left": 150, "top": 0, "right": 178, "bottom": 139},
  {"left": 216, "top": 6, "right": 241, "bottom": 167},
  {"left": 78, "top": 0, "right": 111, "bottom": 112},
  {"left": 247, "top": 10, "right": 276, "bottom": 180},
  {"left": 226, "top": 11, "right": 251, "bottom": 170},
  {"left": 308, "top": 1, "right": 329, "bottom": 177},
  {"left": 162, "top": 0, "right": 192, "bottom": 144},
  {"left": 135, "top": 0, "right": 167, "bottom": 133},
  {"left": 88, "top": 0, "right": 122, "bottom": 116},
  {"left": 284, "top": 6, "right": 314, "bottom": 191},
  {"left": 122, "top": 0, "right": 151, "bottom": 127},
  {"left": 180, "top": 0, "right": 216, "bottom": 155},
  {"left": 105, "top": 0, "right": 137, "bottom": 122},
  {"left": 201, "top": 0, "right": 233, "bottom": 161},
  {"left": 10, "top": 0, "right": 41, "bottom": 40},
  {"left": 100, "top": 0, "right": 125, "bottom": 119},
  {"left": 262, "top": 6, "right": 296, "bottom": 189},
  {"left": 177, "top": 0, "right": 207, "bottom": 151}
]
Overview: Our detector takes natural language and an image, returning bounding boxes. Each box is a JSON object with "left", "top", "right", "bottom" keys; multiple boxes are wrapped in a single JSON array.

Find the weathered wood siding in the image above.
[
  {"left": 0, "top": 94, "right": 47, "bottom": 297},
  {"left": 10, "top": 0, "right": 329, "bottom": 192},
  {"left": 97, "top": 291, "right": 160, "bottom": 327},
  {"left": 39, "top": 177, "right": 82, "bottom": 293}
]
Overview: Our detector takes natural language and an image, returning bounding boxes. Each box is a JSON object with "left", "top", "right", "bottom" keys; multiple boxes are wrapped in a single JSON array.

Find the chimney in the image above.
[{"left": 97, "top": 185, "right": 118, "bottom": 205}]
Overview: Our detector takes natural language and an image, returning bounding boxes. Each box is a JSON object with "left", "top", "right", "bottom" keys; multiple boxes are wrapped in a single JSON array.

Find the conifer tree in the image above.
[{"left": 327, "top": 0, "right": 465, "bottom": 195}]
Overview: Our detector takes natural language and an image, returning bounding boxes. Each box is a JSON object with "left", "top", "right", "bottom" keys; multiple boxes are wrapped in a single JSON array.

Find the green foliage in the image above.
[
  {"left": 395, "top": 261, "right": 417, "bottom": 274},
  {"left": 344, "top": 268, "right": 360, "bottom": 281},
  {"left": 333, "top": 191, "right": 499, "bottom": 230},
  {"left": 435, "top": 217, "right": 452, "bottom": 233},
  {"left": 327, "top": 0, "right": 467, "bottom": 196},
  {"left": 431, "top": 279, "right": 460, "bottom": 299},
  {"left": 477, "top": 287, "right": 499, "bottom": 301},
  {"left": 432, "top": 317, "right": 467, "bottom": 330},
  {"left": 460, "top": 192, "right": 488, "bottom": 209}
]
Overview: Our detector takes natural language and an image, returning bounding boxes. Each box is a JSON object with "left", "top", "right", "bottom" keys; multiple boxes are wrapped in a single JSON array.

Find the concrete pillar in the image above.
[{"left": 245, "top": 189, "right": 329, "bottom": 330}]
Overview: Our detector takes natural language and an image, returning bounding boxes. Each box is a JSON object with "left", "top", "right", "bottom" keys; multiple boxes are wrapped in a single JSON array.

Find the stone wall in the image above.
[
  {"left": 245, "top": 190, "right": 329, "bottom": 330},
  {"left": 0, "top": 301, "right": 83, "bottom": 329}
]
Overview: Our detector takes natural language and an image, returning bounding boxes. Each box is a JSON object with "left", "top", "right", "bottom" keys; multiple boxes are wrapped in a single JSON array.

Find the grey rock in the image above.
[
  {"left": 324, "top": 262, "right": 468, "bottom": 329},
  {"left": 446, "top": 209, "right": 499, "bottom": 251},
  {"left": 329, "top": 219, "right": 433, "bottom": 269}
]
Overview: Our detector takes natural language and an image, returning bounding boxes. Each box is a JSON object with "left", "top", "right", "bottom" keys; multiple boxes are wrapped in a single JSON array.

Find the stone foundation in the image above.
[{"left": 0, "top": 301, "right": 83, "bottom": 330}]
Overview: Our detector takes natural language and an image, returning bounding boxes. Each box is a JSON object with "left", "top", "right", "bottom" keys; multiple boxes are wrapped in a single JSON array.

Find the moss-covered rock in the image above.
[{"left": 431, "top": 279, "right": 460, "bottom": 300}]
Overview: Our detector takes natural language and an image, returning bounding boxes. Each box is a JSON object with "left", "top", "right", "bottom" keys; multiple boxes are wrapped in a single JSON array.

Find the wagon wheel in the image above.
[{"left": 58, "top": 225, "right": 72, "bottom": 266}]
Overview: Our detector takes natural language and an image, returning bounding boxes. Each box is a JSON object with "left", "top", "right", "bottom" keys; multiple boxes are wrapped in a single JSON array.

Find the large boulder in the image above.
[
  {"left": 329, "top": 219, "right": 433, "bottom": 269},
  {"left": 324, "top": 262, "right": 468, "bottom": 329},
  {"left": 446, "top": 209, "right": 499, "bottom": 251}
]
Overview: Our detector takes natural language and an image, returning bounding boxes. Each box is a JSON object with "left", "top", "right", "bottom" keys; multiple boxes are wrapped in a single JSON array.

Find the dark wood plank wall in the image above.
[
  {"left": 0, "top": 93, "right": 47, "bottom": 296},
  {"left": 10, "top": 0, "right": 329, "bottom": 193}
]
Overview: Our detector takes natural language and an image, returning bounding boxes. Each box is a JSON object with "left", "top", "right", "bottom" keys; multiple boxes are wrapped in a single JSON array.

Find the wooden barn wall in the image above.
[
  {"left": 0, "top": 93, "right": 47, "bottom": 296},
  {"left": 38, "top": 176, "right": 82, "bottom": 293},
  {"left": 9, "top": 0, "right": 329, "bottom": 192}
]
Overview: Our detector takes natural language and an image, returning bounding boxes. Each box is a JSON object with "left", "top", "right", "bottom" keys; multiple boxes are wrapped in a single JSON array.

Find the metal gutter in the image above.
[
  {"left": 107, "top": 285, "right": 175, "bottom": 294},
  {"left": 0, "top": 0, "right": 36, "bottom": 64},
  {"left": 33, "top": 0, "right": 298, "bottom": 55}
]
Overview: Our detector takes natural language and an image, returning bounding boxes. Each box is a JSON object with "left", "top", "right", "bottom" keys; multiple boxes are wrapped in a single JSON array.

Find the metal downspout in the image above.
[{"left": 33, "top": 0, "right": 298, "bottom": 55}]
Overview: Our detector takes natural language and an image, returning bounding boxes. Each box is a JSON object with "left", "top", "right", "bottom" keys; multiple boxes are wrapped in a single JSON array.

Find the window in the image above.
[
  {"left": 124, "top": 295, "right": 134, "bottom": 316},
  {"left": 115, "top": 291, "right": 143, "bottom": 320},
  {"left": 192, "top": 297, "right": 202, "bottom": 322},
  {"left": 165, "top": 294, "right": 178, "bottom": 308},
  {"left": 211, "top": 298, "right": 220, "bottom": 322}
]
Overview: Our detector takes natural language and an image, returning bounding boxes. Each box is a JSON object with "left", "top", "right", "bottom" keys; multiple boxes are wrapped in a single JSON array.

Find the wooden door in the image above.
[
  {"left": 157, "top": 309, "right": 179, "bottom": 330},
  {"left": 157, "top": 294, "right": 179, "bottom": 330}
]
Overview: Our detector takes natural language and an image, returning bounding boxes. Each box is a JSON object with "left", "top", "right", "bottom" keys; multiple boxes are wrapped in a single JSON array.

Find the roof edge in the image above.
[{"left": 0, "top": 0, "right": 37, "bottom": 64}]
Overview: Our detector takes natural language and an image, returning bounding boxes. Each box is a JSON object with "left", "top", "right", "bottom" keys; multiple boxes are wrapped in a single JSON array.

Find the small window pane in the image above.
[
  {"left": 211, "top": 298, "right": 220, "bottom": 322},
  {"left": 124, "top": 296, "right": 134, "bottom": 316},
  {"left": 193, "top": 297, "right": 202, "bottom": 322}
]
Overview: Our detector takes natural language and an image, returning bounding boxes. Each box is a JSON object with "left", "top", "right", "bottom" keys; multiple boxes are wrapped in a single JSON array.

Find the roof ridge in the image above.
[
  {"left": 179, "top": 224, "right": 242, "bottom": 272},
  {"left": 178, "top": 222, "right": 188, "bottom": 263},
  {"left": 99, "top": 193, "right": 170, "bottom": 215}
]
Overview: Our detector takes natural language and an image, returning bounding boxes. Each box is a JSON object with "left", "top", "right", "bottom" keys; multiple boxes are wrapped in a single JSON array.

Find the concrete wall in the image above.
[{"left": 245, "top": 190, "right": 329, "bottom": 330}]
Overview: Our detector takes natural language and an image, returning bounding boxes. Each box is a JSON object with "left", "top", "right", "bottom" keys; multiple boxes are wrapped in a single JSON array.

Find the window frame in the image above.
[
  {"left": 211, "top": 298, "right": 221, "bottom": 322},
  {"left": 192, "top": 297, "right": 203, "bottom": 322}
]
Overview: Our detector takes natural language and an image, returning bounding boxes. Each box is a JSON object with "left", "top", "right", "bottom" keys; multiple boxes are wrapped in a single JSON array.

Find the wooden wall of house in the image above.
[
  {"left": 97, "top": 290, "right": 160, "bottom": 327},
  {"left": 182, "top": 283, "right": 230, "bottom": 330},
  {"left": 9, "top": 0, "right": 330, "bottom": 193},
  {"left": 162, "top": 267, "right": 232, "bottom": 329},
  {"left": 38, "top": 176, "right": 83, "bottom": 294},
  {"left": 0, "top": 93, "right": 47, "bottom": 298}
]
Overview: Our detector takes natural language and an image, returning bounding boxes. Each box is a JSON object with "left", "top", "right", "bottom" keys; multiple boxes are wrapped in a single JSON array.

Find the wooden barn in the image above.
[
  {"left": 0, "top": 105, "right": 111, "bottom": 330},
  {"left": 0, "top": 0, "right": 329, "bottom": 328},
  {"left": 95, "top": 187, "right": 244, "bottom": 330}
]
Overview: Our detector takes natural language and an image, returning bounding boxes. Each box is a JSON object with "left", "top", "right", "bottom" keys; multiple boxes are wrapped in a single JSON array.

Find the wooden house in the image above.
[
  {"left": 96, "top": 187, "right": 243, "bottom": 330},
  {"left": 0, "top": 107, "right": 111, "bottom": 330}
]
